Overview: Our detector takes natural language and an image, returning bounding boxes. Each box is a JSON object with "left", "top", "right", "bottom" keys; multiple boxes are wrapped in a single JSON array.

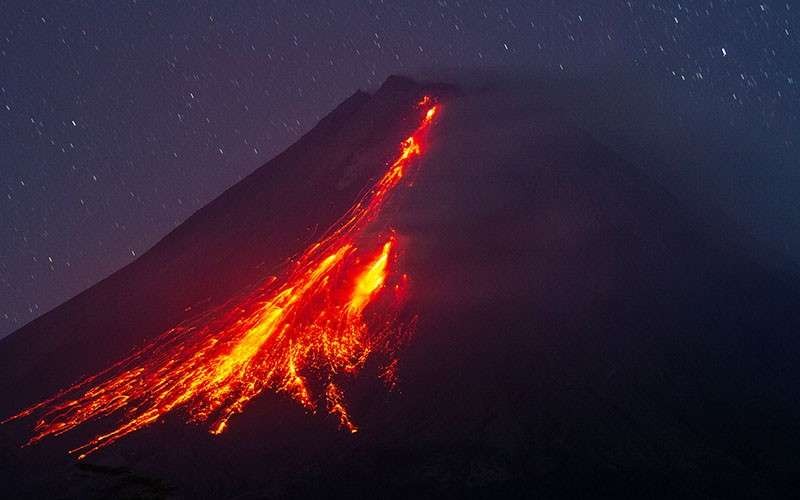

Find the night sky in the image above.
[{"left": 1, "top": 1, "right": 798, "bottom": 338}]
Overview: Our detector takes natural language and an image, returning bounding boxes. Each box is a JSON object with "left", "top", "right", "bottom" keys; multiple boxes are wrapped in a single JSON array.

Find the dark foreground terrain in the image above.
[{"left": 1, "top": 76, "right": 798, "bottom": 498}]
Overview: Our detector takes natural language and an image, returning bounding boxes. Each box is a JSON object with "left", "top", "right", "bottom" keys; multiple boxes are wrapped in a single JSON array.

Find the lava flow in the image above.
[{"left": 5, "top": 98, "right": 440, "bottom": 459}]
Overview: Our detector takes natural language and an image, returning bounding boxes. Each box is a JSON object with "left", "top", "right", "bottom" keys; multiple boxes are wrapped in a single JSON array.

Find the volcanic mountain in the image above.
[{"left": 1, "top": 75, "right": 799, "bottom": 498}]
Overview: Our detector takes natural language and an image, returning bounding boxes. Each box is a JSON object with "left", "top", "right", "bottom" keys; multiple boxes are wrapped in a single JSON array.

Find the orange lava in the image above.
[{"left": 5, "top": 98, "right": 440, "bottom": 459}]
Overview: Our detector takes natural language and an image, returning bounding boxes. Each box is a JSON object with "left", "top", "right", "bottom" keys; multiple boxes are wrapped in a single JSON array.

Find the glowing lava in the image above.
[{"left": 5, "top": 98, "right": 441, "bottom": 459}]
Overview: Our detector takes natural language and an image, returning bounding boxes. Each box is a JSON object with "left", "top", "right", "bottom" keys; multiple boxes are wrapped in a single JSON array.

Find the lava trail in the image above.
[{"left": 5, "top": 98, "right": 440, "bottom": 459}]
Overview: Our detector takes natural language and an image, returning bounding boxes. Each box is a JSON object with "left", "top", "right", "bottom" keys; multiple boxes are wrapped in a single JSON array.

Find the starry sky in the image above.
[{"left": 1, "top": 1, "right": 798, "bottom": 338}]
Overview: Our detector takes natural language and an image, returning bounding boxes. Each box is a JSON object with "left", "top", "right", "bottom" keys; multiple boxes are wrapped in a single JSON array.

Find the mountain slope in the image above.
[
  {"left": 1, "top": 76, "right": 799, "bottom": 498},
  {"left": 0, "top": 76, "right": 446, "bottom": 408}
]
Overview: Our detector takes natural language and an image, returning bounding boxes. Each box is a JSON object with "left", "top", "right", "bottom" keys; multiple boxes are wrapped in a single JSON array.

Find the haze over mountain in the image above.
[{"left": 1, "top": 75, "right": 798, "bottom": 498}]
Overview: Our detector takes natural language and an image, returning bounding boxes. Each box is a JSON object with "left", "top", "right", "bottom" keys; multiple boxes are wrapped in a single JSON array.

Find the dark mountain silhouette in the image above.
[{"left": 1, "top": 75, "right": 798, "bottom": 498}]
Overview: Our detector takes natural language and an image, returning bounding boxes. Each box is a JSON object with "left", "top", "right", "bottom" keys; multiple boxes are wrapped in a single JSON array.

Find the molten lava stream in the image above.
[{"left": 4, "top": 98, "right": 441, "bottom": 459}]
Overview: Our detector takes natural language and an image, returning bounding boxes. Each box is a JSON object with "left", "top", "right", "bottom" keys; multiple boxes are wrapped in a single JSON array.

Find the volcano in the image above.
[{"left": 1, "top": 75, "right": 799, "bottom": 498}]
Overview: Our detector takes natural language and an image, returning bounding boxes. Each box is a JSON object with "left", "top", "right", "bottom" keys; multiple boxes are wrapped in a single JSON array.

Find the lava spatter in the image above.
[{"left": 4, "top": 98, "right": 441, "bottom": 459}]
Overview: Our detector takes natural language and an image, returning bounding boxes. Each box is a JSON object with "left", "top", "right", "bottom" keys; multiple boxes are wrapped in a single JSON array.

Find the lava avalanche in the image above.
[{"left": 4, "top": 97, "right": 440, "bottom": 459}]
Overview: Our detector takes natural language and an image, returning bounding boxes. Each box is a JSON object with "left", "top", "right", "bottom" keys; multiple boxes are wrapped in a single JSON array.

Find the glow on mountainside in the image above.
[{"left": 4, "top": 98, "right": 441, "bottom": 459}]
